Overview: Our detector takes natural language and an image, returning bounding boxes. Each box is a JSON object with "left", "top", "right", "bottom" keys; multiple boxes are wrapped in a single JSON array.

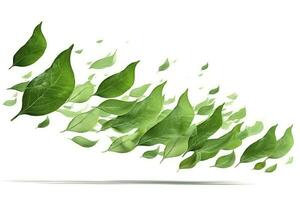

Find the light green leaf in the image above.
[
  {"left": 253, "top": 160, "right": 266, "bottom": 170},
  {"left": 265, "top": 164, "right": 277, "bottom": 173},
  {"left": 238, "top": 121, "right": 264, "bottom": 139},
  {"left": 75, "top": 49, "right": 83, "bottom": 54},
  {"left": 239, "top": 125, "right": 277, "bottom": 164},
  {"left": 228, "top": 107, "right": 246, "bottom": 121},
  {"left": 22, "top": 71, "right": 32, "bottom": 79},
  {"left": 88, "top": 74, "right": 95, "bottom": 81},
  {"left": 11, "top": 45, "right": 75, "bottom": 121},
  {"left": 102, "top": 82, "right": 166, "bottom": 133},
  {"left": 11, "top": 22, "right": 47, "bottom": 68},
  {"left": 68, "top": 81, "right": 95, "bottom": 103},
  {"left": 142, "top": 147, "right": 160, "bottom": 159},
  {"left": 95, "top": 61, "right": 138, "bottom": 98},
  {"left": 213, "top": 151, "right": 235, "bottom": 168},
  {"left": 209, "top": 86, "right": 219, "bottom": 95},
  {"left": 90, "top": 51, "right": 117, "bottom": 69},
  {"left": 57, "top": 109, "right": 81, "bottom": 118},
  {"left": 158, "top": 58, "right": 170, "bottom": 71},
  {"left": 269, "top": 126, "right": 294, "bottom": 159},
  {"left": 129, "top": 84, "right": 151, "bottom": 98},
  {"left": 201, "top": 63, "right": 208, "bottom": 70},
  {"left": 64, "top": 108, "right": 101, "bottom": 133},
  {"left": 98, "top": 99, "right": 137, "bottom": 116},
  {"left": 8, "top": 81, "right": 30, "bottom": 92},
  {"left": 37, "top": 116, "right": 50, "bottom": 128},
  {"left": 71, "top": 136, "right": 98, "bottom": 148},
  {"left": 286, "top": 156, "right": 293, "bottom": 164},
  {"left": 108, "top": 130, "right": 144, "bottom": 153},
  {"left": 187, "top": 104, "right": 224, "bottom": 152},
  {"left": 164, "top": 96, "right": 176, "bottom": 105},
  {"left": 194, "top": 98, "right": 214, "bottom": 111},
  {"left": 227, "top": 93, "right": 238, "bottom": 100},
  {"left": 3, "top": 98, "right": 17, "bottom": 106},
  {"left": 197, "top": 102, "right": 214, "bottom": 115}
]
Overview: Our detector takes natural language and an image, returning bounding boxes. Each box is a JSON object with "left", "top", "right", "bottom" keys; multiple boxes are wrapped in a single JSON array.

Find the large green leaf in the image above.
[
  {"left": 239, "top": 125, "right": 277, "bottom": 164},
  {"left": 269, "top": 126, "right": 294, "bottom": 159},
  {"left": 11, "top": 22, "right": 47, "bottom": 68},
  {"left": 97, "top": 99, "right": 137, "bottom": 116},
  {"left": 95, "top": 61, "right": 138, "bottom": 98},
  {"left": 101, "top": 82, "right": 166, "bottom": 133},
  {"left": 11, "top": 45, "right": 75, "bottom": 120}
]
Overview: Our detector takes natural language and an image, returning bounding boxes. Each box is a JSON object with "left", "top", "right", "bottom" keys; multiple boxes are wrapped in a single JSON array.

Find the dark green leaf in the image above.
[
  {"left": 37, "top": 116, "right": 50, "bottom": 128},
  {"left": 11, "top": 22, "right": 47, "bottom": 68},
  {"left": 213, "top": 151, "right": 235, "bottom": 168},
  {"left": 269, "top": 126, "right": 294, "bottom": 159},
  {"left": 11, "top": 45, "right": 75, "bottom": 121},
  {"left": 201, "top": 63, "right": 208, "bottom": 70},
  {"left": 71, "top": 136, "right": 98, "bottom": 148},
  {"left": 8, "top": 81, "right": 29, "bottom": 92},
  {"left": 265, "top": 164, "right": 277, "bottom": 173},
  {"left": 209, "top": 86, "right": 219, "bottom": 95},
  {"left": 98, "top": 99, "right": 137, "bottom": 116},
  {"left": 95, "top": 61, "right": 138, "bottom": 98},
  {"left": 129, "top": 84, "right": 151, "bottom": 98},
  {"left": 96, "top": 40, "right": 103, "bottom": 44},
  {"left": 90, "top": 51, "right": 117, "bottom": 69},
  {"left": 142, "top": 147, "right": 160, "bottom": 159},
  {"left": 158, "top": 58, "right": 170, "bottom": 71}
]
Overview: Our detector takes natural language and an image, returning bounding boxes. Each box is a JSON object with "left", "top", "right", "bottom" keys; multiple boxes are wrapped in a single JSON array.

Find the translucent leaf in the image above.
[
  {"left": 90, "top": 51, "right": 117, "bottom": 69},
  {"left": 71, "top": 136, "right": 98, "bottom": 148}
]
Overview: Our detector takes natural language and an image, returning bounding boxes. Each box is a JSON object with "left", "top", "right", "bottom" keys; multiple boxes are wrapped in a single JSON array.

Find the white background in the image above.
[{"left": 0, "top": 0, "right": 299, "bottom": 199}]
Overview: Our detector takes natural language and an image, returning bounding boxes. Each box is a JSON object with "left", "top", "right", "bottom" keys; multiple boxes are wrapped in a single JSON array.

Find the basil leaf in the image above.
[
  {"left": 253, "top": 160, "right": 266, "bottom": 170},
  {"left": 228, "top": 108, "right": 246, "bottom": 121},
  {"left": 269, "top": 126, "right": 294, "bottom": 159},
  {"left": 129, "top": 84, "right": 151, "bottom": 98},
  {"left": 8, "top": 81, "right": 30, "bottom": 92},
  {"left": 201, "top": 63, "right": 209, "bottom": 70},
  {"left": 68, "top": 81, "right": 95, "bottom": 103},
  {"left": 64, "top": 108, "right": 101, "bottom": 133},
  {"left": 102, "top": 82, "right": 166, "bottom": 133},
  {"left": 265, "top": 164, "right": 277, "bottom": 173},
  {"left": 11, "top": 45, "right": 75, "bottom": 121},
  {"left": 3, "top": 98, "right": 17, "bottom": 106},
  {"left": 22, "top": 71, "right": 32, "bottom": 79},
  {"left": 11, "top": 22, "right": 47, "bottom": 68},
  {"left": 90, "top": 51, "right": 117, "bottom": 69},
  {"left": 138, "top": 90, "right": 194, "bottom": 158},
  {"left": 142, "top": 147, "right": 160, "bottom": 159},
  {"left": 71, "top": 136, "right": 98, "bottom": 148},
  {"left": 239, "top": 125, "right": 277, "bottom": 164},
  {"left": 187, "top": 104, "right": 224, "bottom": 152},
  {"left": 98, "top": 99, "right": 137, "bottom": 116},
  {"left": 95, "top": 61, "right": 138, "bottom": 98},
  {"left": 37, "top": 116, "right": 50, "bottom": 128},
  {"left": 209, "top": 86, "right": 219, "bottom": 95},
  {"left": 158, "top": 58, "right": 170, "bottom": 71},
  {"left": 213, "top": 151, "right": 235, "bottom": 168}
]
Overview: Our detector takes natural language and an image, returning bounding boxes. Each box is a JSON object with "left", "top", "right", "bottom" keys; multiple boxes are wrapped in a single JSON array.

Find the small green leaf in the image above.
[
  {"left": 239, "top": 125, "right": 277, "bottom": 164},
  {"left": 179, "top": 152, "right": 201, "bottom": 169},
  {"left": 164, "top": 96, "right": 176, "bottom": 105},
  {"left": 194, "top": 98, "right": 214, "bottom": 111},
  {"left": 209, "top": 86, "right": 219, "bottom": 95},
  {"left": 88, "top": 74, "right": 95, "bottom": 81},
  {"left": 158, "top": 58, "right": 170, "bottom": 71},
  {"left": 3, "top": 99, "right": 17, "bottom": 106},
  {"left": 286, "top": 156, "right": 293, "bottom": 164},
  {"left": 129, "top": 84, "right": 151, "bottom": 98},
  {"left": 108, "top": 130, "right": 144, "bottom": 153},
  {"left": 37, "top": 116, "right": 50, "bottom": 128},
  {"left": 11, "top": 45, "right": 75, "bottom": 121},
  {"left": 75, "top": 49, "right": 83, "bottom": 54},
  {"left": 142, "top": 147, "right": 160, "bottom": 159},
  {"left": 65, "top": 108, "right": 101, "bottom": 133},
  {"left": 238, "top": 121, "right": 264, "bottom": 139},
  {"left": 71, "top": 136, "right": 98, "bottom": 148},
  {"left": 90, "top": 51, "right": 117, "bottom": 69},
  {"left": 265, "top": 164, "right": 277, "bottom": 173},
  {"left": 213, "top": 151, "right": 235, "bottom": 168},
  {"left": 8, "top": 81, "right": 30, "bottom": 92},
  {"left": 253, "top": 160, "right": 266, "bottom": 170},
  {"left": 227, "top": 93, "right": 238, "bottom": 100},
  {"left": 228, "top": 107, "right": 246, "bottom": 121},
  {"left": 11, "top": 22, "right": 47, "bottom": 68},
  {"left": 68, "top": 81, "right": 95, "bottom": 103},
  {"left": 197, "top": 103, "right": 214, "bottom": 115},
  {"left": 269, "top": 126, "right": 294, "bottom": 159},
  {"left": 57, "top": 109, "right": 81, "bottom": 118},
  {"left": 98, "top": 99, "right": 137, "bottom": 116},
  {"left": 95, "top": 61, "right": 138, "bottom": 98},
  {"left": 22, "top": 71, "right": 32, "bottom": 79},
  {"left": 96, "top": 40, "right": 103, "bottom": 44},
  {"left": 201, "top": 63, "right": 209, "bottom": 70}
]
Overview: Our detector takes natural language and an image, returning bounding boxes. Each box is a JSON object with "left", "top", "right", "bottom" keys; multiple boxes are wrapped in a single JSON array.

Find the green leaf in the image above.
[
  {"left": 22, "top": 71, "right": 32, "bottom": 79},
  {"left": 57, "top": 109, "right": 81, "bottom": 118},
  {"left": 96, "top": 40, "right": 103, "bottom": 44},
  {"left": 95, "top": 61, "right": 138, "bottom": 98},
  {"left": 142, "top": 147, "right": 160, "bottom": 159},
  {"left": 209, "top": 86, "right": 219, "bottom": 95},
  {"left": 213, "top": 151, "right": 235, "bottom": 168},
  {"left": 253, "top": 160, "right": 266, "bottom": 170},
  {"left": 269, "top": 126, "right": 294, "bottom": 159},
  {"left": 98, "top": 99, "right": 137, "bottom": 116},
  {"left": 194, "top": 98, "right": 214, "bottom": 111},
  {"left": 286, "top": 156, "right": 293, "bottom": 164},
  {"left": 75, "top": 49, "right": 83, "bottom": 54},
  {"left": 179, "top": 150, "right": 218, "bottom": 169},
  {"left": 102, "top": 82, "right": 166, "bottom": 133},
  {"left": 68, "top": 81, "right": 95, "bottom": 103},
  {"left": 3, "top": 98, "right": 17, "bottom": 106},
  {"left": 201, "top": 63, "right": 209, "bottom": 70},
  {"left": 158, "top": 58, "right": 170, "bottom": 71},
  {"left": 37, "top": 116, "right": 50, "bottom": 128},
  {"left": 11, "top": 45, "right": 75, "bottom": 121},
  {"left": 11, "top": 22, "right": 47, "bottom": 68},
  {"left": 187, "top": 104, "right": 224, "bottom": 152},
  {"left": 164, "top": 96, "right": 176, "bottom": 105},
  {"left": 238, "top": 121, "right": 264, "bottom": 139},
  {"left": 90, "top": 51, "right": 117, "bottom": 69},
  {"left": 197, "top": 102, "right": 214, "bottom": 115},
  {"left": 228, "top": 108, "right": 246, "bottom": 121},
  {"left": 138, "top": 90, "right": 194, "bottom": 159},
  {"left": 88, "top": 74, "right": 95, "bottom": 81},
  {"left": 129, "top": 84, "right": 151, "bottom": 98},
  {"left": 265, "top": 164, "right": 277, "bottom": 173},
  {"left": 98, "top": 119, "right": 108, "bottom": 125},
  {"left": 71, "top": 136, "right": 98, "bottom": 148},
  {"left": 227, "top": 93, "right": 238, "bottom": 100},
  {"left": 64, "top": 108, "right": 101, "bottom": 133},
  {"left": 8, "top": 81, "right": 30, "bottom": 92},
  {"left": 108, "top": 130, "right": 144, "bottom": 153},
  {"left": 239, "top": 125, "right": 277, "bottom": 164}
]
